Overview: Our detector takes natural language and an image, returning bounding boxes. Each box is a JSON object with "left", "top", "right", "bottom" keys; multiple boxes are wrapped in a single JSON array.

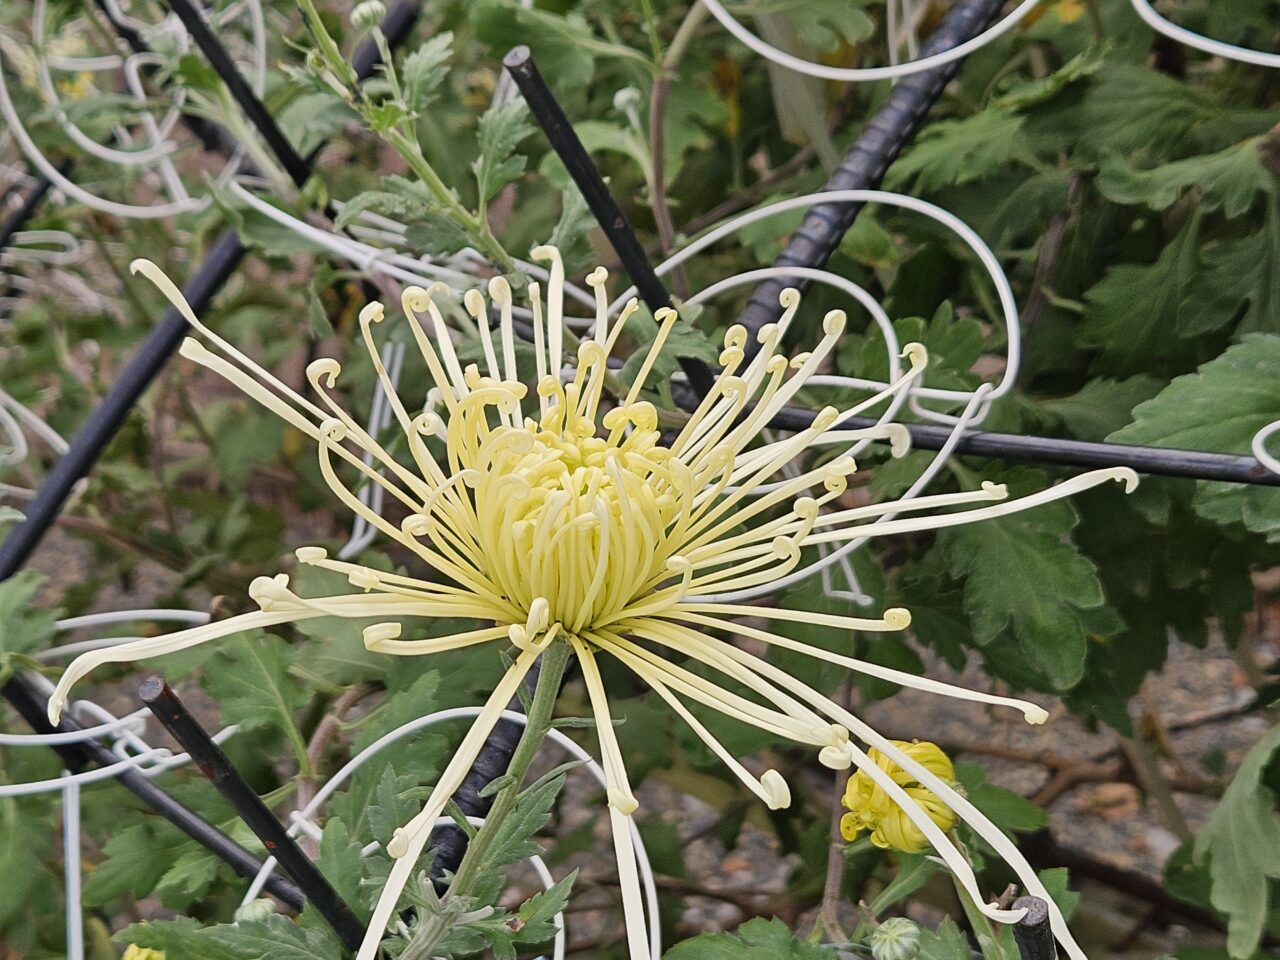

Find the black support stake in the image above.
[
  {"left": 735, "top": 0, "right": 1007, "bottom": 344},
  {"left": 1012, "top": 896, "right": 1057, "bottom": 960},
  {"left": 502, "top": 45, "right": 716, "bottom": 398},
  {"left": 1, "top": 676, "right": 305, "bottom": 907},
  {"left": 140, "top": 677, "right": 366, "bottom": 949},
  {"left": 163, "top": 0, "right": 313, "bottom": 188},
  {"left": 0, "top": 0, "right": 421, "bottom": 904}
]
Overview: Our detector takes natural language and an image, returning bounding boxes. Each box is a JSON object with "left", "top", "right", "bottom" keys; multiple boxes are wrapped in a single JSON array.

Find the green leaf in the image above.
[
  {"left": 334, "top": 182, "right": 433, "bottom": 230},
  {"left": 83, "top": 823, "right": 174, "bottom": 906},
  {"left": 662, "top": 917, "right": 829, "bottom": 959},
  {"left": 916, "top": 917, "right": 973, "bottom": 960},
  {"left": 939, "top": 471, "right": 1108, "bottom": 689},
  {"left": 1081, "top": 210, "right": 1204, "bottom": 370},
  {"left": 887, "top": 109, "right": 1025, "bottom": 192},
  {"left": 482, "top": 773, "right": 566, "bottom": 870},
  {"left": 1193, "top": 198, "right": 1280, "bottom": 335},
  {"left": 203, "top": 632, "right": 305, "bottom": 736},
  {"left": 1098, "top": 138, "right": 1275, "bottom": 218},
  {"left": 1111, "top": 334, "right": 1280, "bottom": 539},
  {"left": 317, "top": 817, "right": 366, "bottom": 919},
  {"left": 0, "top": 571, "right": 57, "bottom": 682},
  {"left": 954, "top": 762, "right": 1048, "bottom": 832},
  {"left": 402, "top": 32, "right": 453, "bottom": 113},
  {"left": 1193, "top": 723, "right": 1280, "bottom": 957},
  {"left": 473, "top": 101, "right": 535, "bottom": 202},
  {"left": 1039, "top": 376, "right": 1164, "bottom": 441},
  {"left": 404, "top": 218, "right": 472, "bottom": 258},
  {"left": 119, "top": 915, "right": 340, "bottom": 960}
]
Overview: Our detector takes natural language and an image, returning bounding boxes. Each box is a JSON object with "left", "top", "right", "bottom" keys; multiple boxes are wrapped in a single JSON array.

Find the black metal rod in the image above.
[
  {"left": 735, "top": 0, "right": 1007, "bottom": 342},
  {"left": 1012, "top": 896, "right": 1057, "bottom": 960},
  {"left": 0, "top": 171, "right": 57, "bottom": 254},
  {"left": 140, "top": 677, "right": 366, "bottom": 949},
  {"left": 0, "top": 674, "right": 306, "bottom": 907},
  {"left": 163, "top": 0, "right": 313, "bottom": 188},
  {"left": 0, "top": 0, "right": 421, "bottom": 901},
  {"left": 502, "top": 45, "right": 716, "bottom": 398}
]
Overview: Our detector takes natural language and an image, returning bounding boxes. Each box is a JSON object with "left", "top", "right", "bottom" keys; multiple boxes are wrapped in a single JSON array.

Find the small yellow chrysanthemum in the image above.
[
  {"left": 841, "top": 740, "right": 956, "bottom": 853},
  {"left": 121, "top": 947, "right": 165, "bottom": 960},
  {"left": 48, "top": 249, "right": 1135, "bottom": 960}
]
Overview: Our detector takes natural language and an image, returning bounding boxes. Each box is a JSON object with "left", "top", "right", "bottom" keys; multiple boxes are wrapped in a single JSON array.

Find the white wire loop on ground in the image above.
[{"left": 240, "top": 707, "right": 661, "bottom": 960}]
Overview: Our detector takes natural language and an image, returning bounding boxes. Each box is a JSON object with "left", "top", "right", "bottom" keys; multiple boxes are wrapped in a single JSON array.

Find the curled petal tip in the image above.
[
  {"left": 307, "top": 357, "right": 341, "bottom": 388},
  {"left": 778, "top": 288, "right": 800, "bottom": 308},
  {"left": 295, "top": 546, "right": 327, "bottom": 564},
  {"left": 822, "top": 310, "right": 846, "bottom": 336},
  {"left": 607, "top": 786, "right": 640, "bottom": 816},
  {"left": 387, "top": 827, "right": 411, "bottom": 858},
  {"left": 901, "top": 342, "right": 928, "bottom": 367},
  {"left": 1113, "top": 467, "right": 1140, "bottom": 493},
  {"left": 128, "top": 258, "right": 153, "bottom": 275},
  {"left": 761, "top": 770, "right": 791, "bottom": 809},
  {"left": 818, "top": 743, "right": 852, "bottom": 770},
  {"left": 488, "top": 276, "right": 512, "bottom": 302},
  {"left": 585, "top": 266, "right": 608, "bottom": 287},
  {"left": 981, "top": 480, "right": 1008, "bottom": 499},
  {"left": 463, "top": 288, "right": 486, "bottom": 316},
  {"left": 358, "top": 301, "right": 385, "bottom": 325},
  {"left": 47, "top": 693, "right": 65, "bottom": 726},
  {"left": 886, "top": 424, "right": 911, "bottom": 458},
  {"left": 363, "top": 622, "right": 402, "bottom": 649},
  {"left": 1023, "top": 705, "right": 1049, "bottom": 725},
  {"left": 655, "top": 306, "right": 678, "bottom": 323},
  {"left": 883, "top": 607, "right": 912, "bottom": 629}
]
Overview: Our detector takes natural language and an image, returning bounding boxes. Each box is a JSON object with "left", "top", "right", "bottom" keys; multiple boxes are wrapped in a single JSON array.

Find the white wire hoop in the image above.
[
  {"left": 0, "top": 0, "right": 267, "bottom": 219},
  {"left": 240, "top": 707, "right": 662, "bottom": 960},
  {"left": 702, "top": 0, "right": 1042, "bottom": 82},
  {"left": 1127, "top": 0, "right": 1280, "bottom": 68}
]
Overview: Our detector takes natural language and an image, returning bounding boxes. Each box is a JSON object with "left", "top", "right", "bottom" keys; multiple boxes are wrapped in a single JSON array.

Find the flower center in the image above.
[{"left": 466, "top": 398, "right": 679, "bottom": 634}]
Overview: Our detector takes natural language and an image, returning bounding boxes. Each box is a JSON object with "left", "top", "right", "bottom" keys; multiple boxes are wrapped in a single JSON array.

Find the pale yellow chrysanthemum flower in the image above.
[
  {"left": 48, "top": 249, "right": 1134, "bottom": 960},
  {"left": 841, "top": 739, "right": 956, "bottom": 853},
  {"left": 121, "top": 946, "right": 165, "bottom": 960}
]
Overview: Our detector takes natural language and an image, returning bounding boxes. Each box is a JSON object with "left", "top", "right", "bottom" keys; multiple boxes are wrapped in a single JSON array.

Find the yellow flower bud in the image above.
[
  {"left": 840, "top": 740, "right": 956, "bottom": 853},
  {"left": 122, "top": 947, "right": 166, "bottom": 960}
]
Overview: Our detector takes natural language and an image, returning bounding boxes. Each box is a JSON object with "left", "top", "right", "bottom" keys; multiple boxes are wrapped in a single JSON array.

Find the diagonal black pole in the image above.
[
  {"left": 140, "top": 677, "right": 367, "bottom": 949},
  {"left": 162, "top": 0, "right": 312, "bottom": 188},
  {"left": 502, "top": 45, "right": 716, "bottom": 398},
  {"left": 0, "top": 0, "right": 421, "bottom": 899},
  {"left": 734, "top": 0, "right": 1007, "bottom": 343}
]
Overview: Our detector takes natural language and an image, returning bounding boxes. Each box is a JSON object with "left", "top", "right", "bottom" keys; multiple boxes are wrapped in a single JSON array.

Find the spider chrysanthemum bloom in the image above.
[
  {"left": 48, "top": 248, "right": 1134, "bottom": 960},
  {"left": 841, "top": 739, "right": 956, "bottom": 853}
]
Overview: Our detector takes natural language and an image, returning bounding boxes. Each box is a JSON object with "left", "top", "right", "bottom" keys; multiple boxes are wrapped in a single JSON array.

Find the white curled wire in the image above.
[
  {"left": 629, "top": 188, "right": 1021, "bottom": 428},
  {"left": 0, "top": 0, "right": 266, "bottom": 219},
  {"left": 702, "top": 0, "right": 1042, "bottom": 82},
  {"left": 0, "top": 384, "right": 70, "bottom": 500},
  {"left": 240, "top": 707, "right": 661, "bottom": 960},
  {"left": 1128, "top": 0, "right": 1280, "bottom": 68},
  {"left": 1252, "top": 420, "right": 1280, "bottom": 476}
]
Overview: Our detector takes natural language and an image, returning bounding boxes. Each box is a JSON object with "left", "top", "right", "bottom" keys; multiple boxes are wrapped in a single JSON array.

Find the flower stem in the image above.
[{"left": 445, "top": 638, "right": 574, "bottom": 898}]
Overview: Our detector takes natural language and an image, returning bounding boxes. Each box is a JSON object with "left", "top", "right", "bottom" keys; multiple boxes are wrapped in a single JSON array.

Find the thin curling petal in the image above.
[{"left": 83, "top": 251, "right": 1131, "bottom": 960}]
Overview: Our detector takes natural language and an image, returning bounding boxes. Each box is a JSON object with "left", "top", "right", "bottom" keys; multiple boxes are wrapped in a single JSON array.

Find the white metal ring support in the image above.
[
  {"left": 1128, "top": 0, "right": 1280, "bottom": 68},
  {"left": 702, "top": 0, "right": 1042, "bottom": 82},
  {"left": 240, "top": 707, "right": 662, "bottom": 959}
]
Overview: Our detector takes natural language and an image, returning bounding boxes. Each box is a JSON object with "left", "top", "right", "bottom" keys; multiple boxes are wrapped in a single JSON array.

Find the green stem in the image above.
[{"left": 446, "top": 639, "right": 574, "bottom": 898}]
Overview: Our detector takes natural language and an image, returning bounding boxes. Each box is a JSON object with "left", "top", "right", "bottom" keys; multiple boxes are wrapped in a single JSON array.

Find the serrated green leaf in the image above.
[
  {"left": 662, "top": 917, "right": 829, "bottom": 959},
  {"left": 1111, "top": 334, "right": 1280, "bottom": 539},
  {"left": 1039, "top": 376, "right": 1164, "bottom": 441},
  {"left": 887, "top": 109, "right": 1025, "bottom": 192},
  {"left": 83, "top": 823, "right": 174, "bottom": 906},
  {"left": 1193, "top": 722, "right": 1280, "bottom": 957},
  {"left": 402, "top": 32, "right": 453, "bottom": 113},
  {"left": 1081, "top": 210, "right": 1204, "bottom": 370},
  {"left": 405, "top": 218, "right": 472, "bottom": 257},
  {"left": 954, "top": 762, "right": 1048, "bottom": 833},
  {"left": 0, "top": 571, "right": 57, "bottom": 682},
  {"left": 1193, "top": 197, "right": 1280, "bottom": 335},
  {"left": 203, "top": 632, "right": 304, "bottom": 735},
  {"left": 1098, "top": 138, "right": 1275, "bottom": 218},
  {"left": 317, "top": 817, "right": 366, "bottom": 918},
  {"left": 939, "top": 471, "right": 1107, "bottom": 689},
  {"left": 473, "top": 101, "right": 535, "bottom": 202},
  {"left": 916, "top": 916, "right": 973, "bottom": 960}
]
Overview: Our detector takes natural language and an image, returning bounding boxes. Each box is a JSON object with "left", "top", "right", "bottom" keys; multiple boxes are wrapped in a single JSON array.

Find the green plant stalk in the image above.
[{"left": 446, "top": 638, "right": 573, "bottom": 899}]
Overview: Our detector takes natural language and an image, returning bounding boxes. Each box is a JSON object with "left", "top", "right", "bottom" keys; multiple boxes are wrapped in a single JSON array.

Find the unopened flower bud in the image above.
[{"left": 350, "top": 0, "right": 386, "bottom": 31}]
